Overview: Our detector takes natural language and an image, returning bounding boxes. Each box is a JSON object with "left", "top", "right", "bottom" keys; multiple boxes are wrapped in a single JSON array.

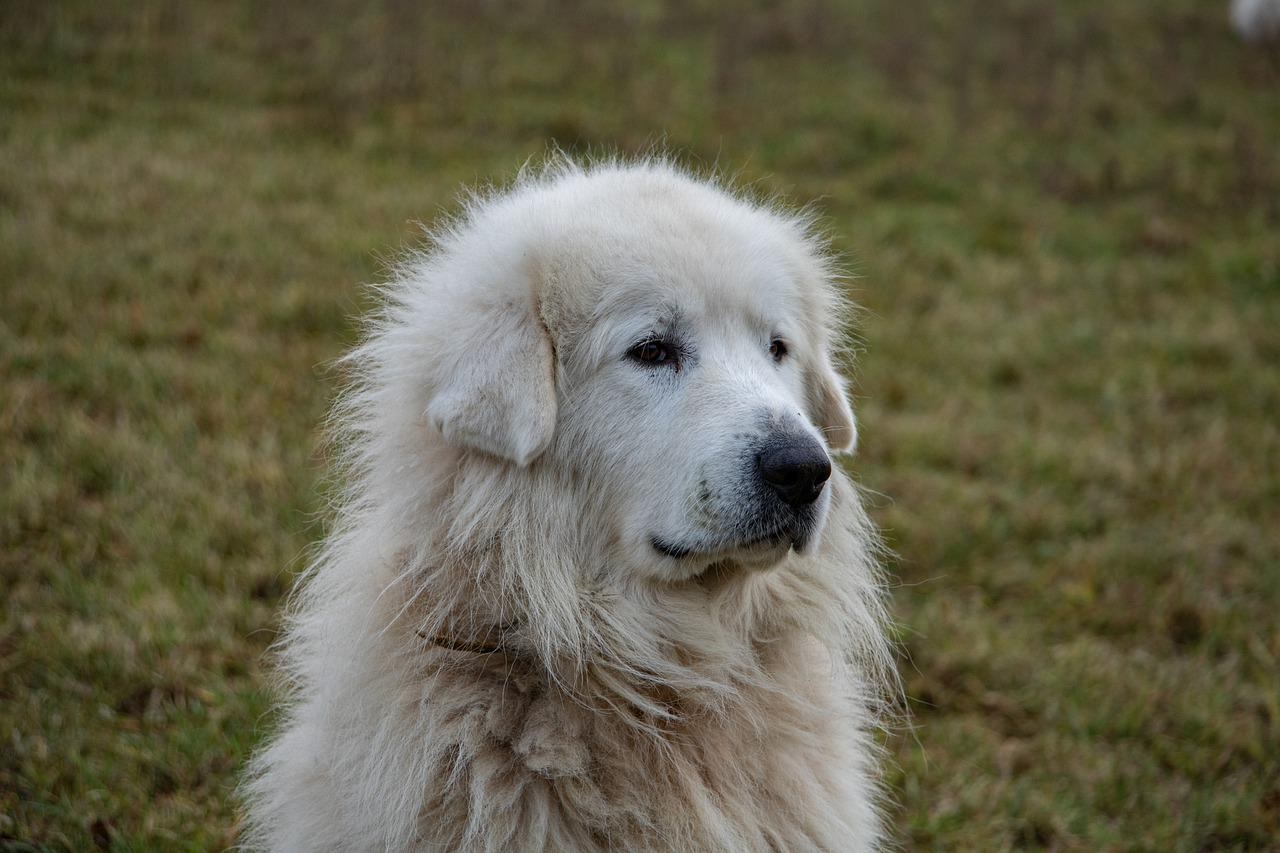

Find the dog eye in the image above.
[
  {"left": 769, "top": 339, "right": 788, "bottom": 362},
  {"left": 628, "top": 340, "right": 676, "bottom": 367}
]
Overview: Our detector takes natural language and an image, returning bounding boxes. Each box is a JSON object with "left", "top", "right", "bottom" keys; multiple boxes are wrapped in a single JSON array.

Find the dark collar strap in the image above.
[{"left": 417, "top": 627, "right": 509, "bottom": 656}]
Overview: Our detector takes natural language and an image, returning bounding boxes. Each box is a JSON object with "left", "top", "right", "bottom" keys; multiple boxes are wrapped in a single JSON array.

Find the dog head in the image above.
[{"left": 419, "top": 162, "right": 856, "bottom": 581}]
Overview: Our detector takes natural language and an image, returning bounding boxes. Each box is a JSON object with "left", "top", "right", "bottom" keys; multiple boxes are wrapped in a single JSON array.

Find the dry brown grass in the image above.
[{"left": 2, "top": 1, "right": 1278, "bottom": 849}]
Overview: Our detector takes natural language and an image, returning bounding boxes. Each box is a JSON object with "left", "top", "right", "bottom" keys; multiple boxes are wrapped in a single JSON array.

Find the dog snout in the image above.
[{"left": 757, "top": 437, "right": 832, "bottom": 508}]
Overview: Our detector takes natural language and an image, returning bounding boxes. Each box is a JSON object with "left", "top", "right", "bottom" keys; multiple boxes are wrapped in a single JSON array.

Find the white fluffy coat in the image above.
[{"left": 242, "top": 160, "right": 896, "bottom": 852}]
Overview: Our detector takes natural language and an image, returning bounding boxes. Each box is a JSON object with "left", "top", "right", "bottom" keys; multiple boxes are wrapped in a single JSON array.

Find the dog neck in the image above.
[{"left": 419, "top": 631, "right": 505, "bottom": 656}]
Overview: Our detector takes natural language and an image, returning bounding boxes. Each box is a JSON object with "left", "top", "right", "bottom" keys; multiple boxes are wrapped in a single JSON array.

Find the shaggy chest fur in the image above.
[
  {"left": 244, "top": 482, "right": 889, "bottom": 852},
  {"left": 327, "top": 615, "right": 880, "bottom": 852}
]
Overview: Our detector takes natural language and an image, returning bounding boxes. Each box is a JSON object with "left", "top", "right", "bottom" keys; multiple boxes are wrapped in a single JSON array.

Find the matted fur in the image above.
[{"left": 241, "top": 158, "right": 897, "bottom": 851}]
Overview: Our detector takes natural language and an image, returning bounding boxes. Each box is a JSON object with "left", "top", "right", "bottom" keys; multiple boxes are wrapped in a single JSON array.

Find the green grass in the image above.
[{"left": 2, "top": 1, "right": 1278, "bottom": 849}]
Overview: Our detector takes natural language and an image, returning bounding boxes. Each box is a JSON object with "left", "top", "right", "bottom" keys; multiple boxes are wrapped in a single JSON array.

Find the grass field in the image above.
[{"left": 2, "top": 1, "right": 1278, "bottom": 849}]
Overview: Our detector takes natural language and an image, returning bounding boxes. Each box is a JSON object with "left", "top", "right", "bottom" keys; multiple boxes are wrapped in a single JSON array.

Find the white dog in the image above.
[
  {"left": 242, "top": 159, "right": 896, "bottom": 851},
  {"left": 1232, "top": 0, "right": 1280, "bottom": 40}
]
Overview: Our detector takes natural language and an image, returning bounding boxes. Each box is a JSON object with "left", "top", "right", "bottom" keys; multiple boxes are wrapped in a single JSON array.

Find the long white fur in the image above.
[{"left": 241, "top": 158, "right": 897, "bottom": 851}]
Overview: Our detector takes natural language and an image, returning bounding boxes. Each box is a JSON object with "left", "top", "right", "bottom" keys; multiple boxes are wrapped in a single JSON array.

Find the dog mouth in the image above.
[{"left": 651, "top": 523, "right": 808, "bottom": 561}]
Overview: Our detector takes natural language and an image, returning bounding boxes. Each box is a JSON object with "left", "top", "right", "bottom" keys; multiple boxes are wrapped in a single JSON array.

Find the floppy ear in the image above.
[
  {"left": 424, "top": 295, "right": 557, "bottom": 466},
  {"left": 807, "top": 355, "right": 857, "bottom": 454}
]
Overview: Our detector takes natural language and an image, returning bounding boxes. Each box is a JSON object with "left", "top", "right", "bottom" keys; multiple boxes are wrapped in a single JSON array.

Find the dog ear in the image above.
[
  {"left": 425, "top": 292, "right": 557, "bottom": 466},
  {"left": 807, "top": 356, "right": 857, "bottom": 454}
]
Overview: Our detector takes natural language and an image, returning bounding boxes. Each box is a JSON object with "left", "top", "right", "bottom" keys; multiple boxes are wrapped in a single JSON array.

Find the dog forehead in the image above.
[{"left": 540, "top": 204, "right": 800, "bottom": 329}]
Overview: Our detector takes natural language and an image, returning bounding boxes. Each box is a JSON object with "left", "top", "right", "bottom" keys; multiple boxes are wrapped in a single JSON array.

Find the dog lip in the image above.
[
  {"left": 651, "top": 536, "right": 695, "bottom": 559},
  {"left": 651, "top": 526, "right": 795, "bottom": 560}
]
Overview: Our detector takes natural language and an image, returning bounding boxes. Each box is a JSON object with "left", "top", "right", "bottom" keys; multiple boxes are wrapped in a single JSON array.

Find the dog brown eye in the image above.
[
  {"left": 629, "top": 340, "right": 674, "bottom": 366},
  {"left": 769, "top": 339, "right": 788, "bottom": 361}
]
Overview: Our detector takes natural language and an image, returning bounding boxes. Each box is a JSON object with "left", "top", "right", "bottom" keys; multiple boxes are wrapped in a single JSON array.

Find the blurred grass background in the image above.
[{"left": 2, "top": 0, "right": 1278, "bottom": 849}]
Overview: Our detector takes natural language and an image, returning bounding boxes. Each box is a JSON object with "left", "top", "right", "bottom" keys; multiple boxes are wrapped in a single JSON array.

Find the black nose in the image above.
[{"left": 757, "top": 439, "right": 832, "bottom": 508}]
